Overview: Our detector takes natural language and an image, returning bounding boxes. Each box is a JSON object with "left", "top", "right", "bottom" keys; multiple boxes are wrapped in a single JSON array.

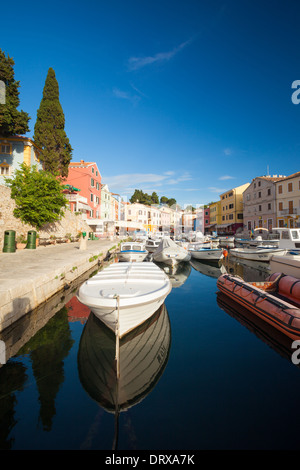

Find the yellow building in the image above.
[
  {"left": 219, "top": 183, "right": 250, "bottom": 233},
  {"left": 208, "top": 201, "right": 221, "bottom": 231},
  {"left": 275, "top": 172, "right": 300, "bottom": 228}
]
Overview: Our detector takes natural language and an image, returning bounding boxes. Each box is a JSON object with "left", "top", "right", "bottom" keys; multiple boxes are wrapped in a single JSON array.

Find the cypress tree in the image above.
[
  {"left": 0, "top": 49, "right": 30, "bottom": 136},
  {"left": 33, "top": 68, "right": 72, "bottom": 177}
]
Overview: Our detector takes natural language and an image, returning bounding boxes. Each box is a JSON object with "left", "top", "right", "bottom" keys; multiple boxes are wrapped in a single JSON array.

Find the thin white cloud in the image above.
[
  {"left": 223, "top": 148, "right": 232, "bottom": 156},
  {"left": 219, "top": 175, "right": 235, "bottom": 180},
  {"left": 112, "top": 87, "right": 141, "bottom": 105},
  {"left": 128, "top": 39, "right": 192, "bottom": 71},
  {"left": 208, "top": 186, "right": 227, "bottom": 193},
  {"left": 103, "top": 171, "right": 193, "bottom": 194}
]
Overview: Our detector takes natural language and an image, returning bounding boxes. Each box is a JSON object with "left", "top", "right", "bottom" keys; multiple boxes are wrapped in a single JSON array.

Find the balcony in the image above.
[{"left": 278, "top": 208, "right": 300, "bottom": 216}]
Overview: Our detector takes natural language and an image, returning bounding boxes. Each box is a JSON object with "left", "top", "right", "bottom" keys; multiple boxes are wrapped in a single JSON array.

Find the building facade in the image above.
[
  {"left": 275, "top": 172, "right": 300, "bottom": 228},
  {"left": 64, "top": 160, "right": 102, "bottom": 232},
  {"left": 243, "top": 176, "right": 282, "bottom": 233},
  {"left": 0, "top": 135, "right": 42, "bottom": 184},
  {"left": 219, "top": 183, "right": 250, "bottom": 234},
  {"left": 208, "top": 201, "right": 221, "bottom": 233}
]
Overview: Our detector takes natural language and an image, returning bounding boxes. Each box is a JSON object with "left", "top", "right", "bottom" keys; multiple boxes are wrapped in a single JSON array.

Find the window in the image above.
[
  {"left": 268, "top": 203, "right": 271, "bottom": 210},
  {"left": 247, "top": 221, "right": 251, "bottom": 230},
  {"left": 258, "top": 181, "right": 261, "bottom": 186},
  {"left": 258, "top": 191, "right": 261, "bottom": 198},
  {"left": 278, "top": 185, "right": 283, "bottom": 194},
  {"left": 0, "top": 164, "right": 10, "bottom": 175},
  {"left": 91, "top": 193, "right": 94, "bottom": 202},
  {"left": 1, "top": 144, "right": 11, "bottom": 154},
  {"left": 229, "top": 203, "right": 234, "bottom": 209},
  {"left": 259, "top": 205, "right": 262, "bottom": 211},
  {"left": 279, "top": 202, "right": 283, "bottom": 211},
  {"left": 91, "top": 178, "right": 94, "bottom": 187},
  {"left": 237, "top": 213, "right": 243, "bottom": 219},
  {"left": 267, "top": 188, "right": 271, "bottom": 196}
]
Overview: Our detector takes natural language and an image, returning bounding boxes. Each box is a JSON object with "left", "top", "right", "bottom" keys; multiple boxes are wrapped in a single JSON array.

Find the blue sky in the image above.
[{"left": 1, "top": 0, "right": 300, "bottom": 206}]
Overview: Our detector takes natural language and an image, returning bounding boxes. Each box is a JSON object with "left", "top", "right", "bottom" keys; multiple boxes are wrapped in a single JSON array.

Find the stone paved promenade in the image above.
[{"left": 0, "top": 238, "right": 118, "bottom": 332}]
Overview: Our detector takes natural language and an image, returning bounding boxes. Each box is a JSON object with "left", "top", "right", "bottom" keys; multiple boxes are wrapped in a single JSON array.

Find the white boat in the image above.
[
  {"left": 77, "top": 262, "right": 172, "bottom": 337},
  {"left": 116, "top": 242, "right": 148, "bottom": 262},
  {"left": 268, "top": 228, "right": 300, "bottom": 276},
  {"left": 152, "top": 237, "right": 191, "bottom": 267},
  {"left": 270, "top": 252, "right": 300, "bottom": 278},
  {"left": 189, "top": 245, "right": 225, "bottom": 261},
  {"left": 229, "top": 246, "right": 287, "bottom": 261},
  {"left": 145, "top": 238, "right": 160, "bottom": 253},
  {"left": 132, "top": 230, "right": 148, "bottom": 242},
  {"left": 218, "top": 236, "right": 235, "bottom": 248},
  {"left": 270, "top": 227, "right": 300, "bottom": 252}
]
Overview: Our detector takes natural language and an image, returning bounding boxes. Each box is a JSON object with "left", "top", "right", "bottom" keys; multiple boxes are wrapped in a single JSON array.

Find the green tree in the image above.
[
  {"left": 0, "top": 49, "right": 30, "bottom": 137},
  {"left": 33, "top": 68, "right": 72, "bottom": 177},
  {"left": 5, "top": 163, "right": 68, "bottom": 230},
  {"left": 166, "top": 198, "right": 176, "bottom": 207},
  {"left": 151, "top": 192, "right": 159, "bottom": 204}
]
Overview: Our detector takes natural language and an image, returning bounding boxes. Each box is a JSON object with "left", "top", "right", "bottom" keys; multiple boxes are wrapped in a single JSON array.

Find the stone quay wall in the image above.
[{"left": 0, "top": 185, "right": 91, "bottom": 246}]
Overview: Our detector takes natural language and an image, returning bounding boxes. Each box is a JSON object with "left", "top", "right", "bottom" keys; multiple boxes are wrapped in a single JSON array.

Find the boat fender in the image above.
[{"left": 223, "top": 249, "right": 228, "bottom": 257}]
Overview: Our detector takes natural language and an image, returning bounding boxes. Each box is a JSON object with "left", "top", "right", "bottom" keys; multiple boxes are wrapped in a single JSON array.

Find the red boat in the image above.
[{"left": 217, "top": 272, "right": 300, "bottom": 340}]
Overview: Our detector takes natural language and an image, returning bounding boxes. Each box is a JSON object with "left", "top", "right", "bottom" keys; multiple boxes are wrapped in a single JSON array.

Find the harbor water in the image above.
[{"left": 1, "top": 255, "right": 300, "bottom": 450}]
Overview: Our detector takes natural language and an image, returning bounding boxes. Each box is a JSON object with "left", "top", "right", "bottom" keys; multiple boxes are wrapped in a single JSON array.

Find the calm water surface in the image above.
[{"left": 1, "top": 256, "right": 300, "bottom": 450}]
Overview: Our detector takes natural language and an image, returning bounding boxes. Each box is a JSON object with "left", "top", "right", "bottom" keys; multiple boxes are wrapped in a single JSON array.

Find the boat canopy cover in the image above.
[{"left": 154, "top": 237, "right": 187, "bottom": 255}]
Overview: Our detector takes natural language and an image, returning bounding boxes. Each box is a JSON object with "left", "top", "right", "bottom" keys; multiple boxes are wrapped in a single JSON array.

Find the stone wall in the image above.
[{"left": 0, "top": 185, "right": 91, "bottom": 247}]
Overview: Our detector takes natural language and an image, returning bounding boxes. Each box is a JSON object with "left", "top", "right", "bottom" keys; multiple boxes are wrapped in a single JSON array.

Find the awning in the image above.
[
  {"left": 216, "top": 223, "right": 232, "bottom": 228},
  {"left": 63, "top": 184, "right": 81, "bottom": 191}
]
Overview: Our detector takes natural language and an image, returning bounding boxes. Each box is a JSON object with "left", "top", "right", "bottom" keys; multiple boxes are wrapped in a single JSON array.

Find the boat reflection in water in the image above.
[
  {"left": 190, "top": 259, "right": 226, "bottom": 279},
  {"left": 77, "top": 303, "right": 171, "bottom": 449},
  {"left": 223, "top": 255, "right": 271, "bottom": 282},
  {"left": 155, "top": 261, "right": 191, "bottom": 288},
  {"left": 216, "top": 292, "right": 298, "bottom": 367}
]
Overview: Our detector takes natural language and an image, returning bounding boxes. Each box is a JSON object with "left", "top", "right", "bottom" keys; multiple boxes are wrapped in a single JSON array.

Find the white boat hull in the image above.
[
  {"left": 230, "top": 247, "right": 286, "bottom": 261},
  {"left": 77, "top": 262, "right": 172, "bottom": 337},
  {"left": 117, "top": 251, "right": 148, "bottom": 262},
  {"left": 190, "top": 248, "right": 224, "bottom": 261},
  {"left": 153, "top": 251, "right": 191, "bottom": 266},
  {"left": 270, "top": 253, "right": 300, "bottom": 278}
]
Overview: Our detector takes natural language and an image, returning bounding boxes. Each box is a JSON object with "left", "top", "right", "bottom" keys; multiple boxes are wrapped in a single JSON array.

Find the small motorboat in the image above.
[
  {"left": 152, "top": 237, "right": 191, "bottom": 267},
  {"left": 217, "top": 272, "right": 300, "bottom": 340},
  {"left": 229, "top": 246, "right": 286, "bottom": 261},
  {"left": 116, "top": 242, "right": 148, "bottom": 262},
  {"left": 77, "top": 262, "right": 172, "bottom": 337},
  {"left": 189, "top": 242, "right": 226, "bottom": 261},
  {"left": 145, "top": 238, "right": 160, "bottom": 253}
]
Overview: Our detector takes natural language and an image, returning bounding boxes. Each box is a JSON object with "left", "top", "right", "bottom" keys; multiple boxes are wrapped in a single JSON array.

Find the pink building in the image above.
[{"left": 63, "top": 160, "right": 102, "bottom": 229}]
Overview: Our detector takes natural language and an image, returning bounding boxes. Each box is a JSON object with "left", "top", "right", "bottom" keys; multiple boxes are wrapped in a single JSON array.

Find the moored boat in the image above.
[
  {"left": 145, "top": 238, "right": 160, "bottom": 253},
  {"left": 116, "top": 242, "right": 148, "bottom": 262},
  {"left": 77, "top": 262, "right": 172, "bottom": 337},
  {"left": 229, "top": 246, "right": 286, "bottom": 261},
  {"left": 152, "top": 237, "right": 191, "bottom": 267},
  {"left": 217, "top": 272, "right": 300, "bottom": 340},
  {"left": 189, "top": 242, "right": 226, "bottom": 261}
]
